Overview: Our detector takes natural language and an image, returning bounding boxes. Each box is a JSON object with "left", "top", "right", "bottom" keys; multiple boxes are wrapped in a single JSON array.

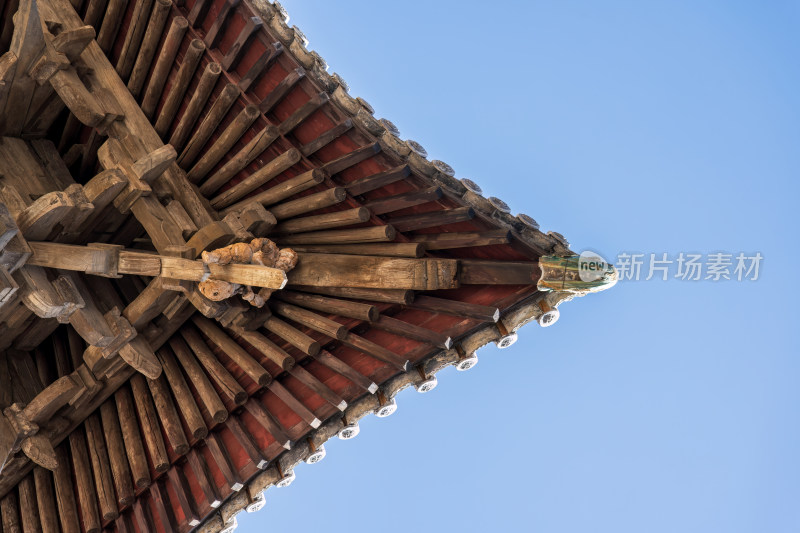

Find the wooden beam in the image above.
[
  {"left": 28, "top": 242, "right": 288, "bottom": 290},
  {"left": 275, "top": 290, "right": 378, "bottom": 322},
  {"left": 0, "top": 485, "right": 21, "bottom": 533},
  {"left": 289, "top": 242, "right": 425, "bottom": 257},
  {"left": 364, "top": 186, "right": 442, "bottom": 215},
  {"left": 384, "top": 206, "right": 475, "bottom": 232},
  {"left": 270, "top": 300, "right": 347, "bottom": 340},
  {"left": 84, "top": 413, "right": 118, "bottom": 521},
  {"left": 17, "top": 474, "right": 41, "bottom": 533},
  {"left": 269, "top": 187, "right": 346, "bottom": 220},
  {"left": 180, "top": 326, "right": 247, "bottom": 405},
  {"left": 408, "top": 295, "right": 500, "bottom": 322},
  {"left": 288, "top": 253, "right": 458, "bottom": 290},
  {"left": 157, "top": 348, "right": 208, "bottom": 440},
  {"left": 132, "top": 499, "right": 154, "bottom": 532},
  {"left": 242, "top": 399, "right": 291, "bottom": 450},
  {"left": 127, "top": 0, "right": 172, "bottom": 98},
  {"left": 258, "top": 67, "right": 304, "bottom": 114},
  {"left": 458, "top": 259, "right": 541, "bottom": 285},
  {"left": 167, "top": 336, "right": 228, "bottom": 424},
  {"left": 278, "top": 91, "right": 328, "bottom": 136},
  {"left": 340, "top": 332, "right": 409, "bottom": 371},
  {"left": 32, "top": 467, "right": 59, "bottom": 533},
  {"left": 187, "top": 104, "right": 260, "bottom": 183},
  {"left": 154, "top": 38, "right": 205, "bottom": 137},
  {"left": 268, "top": 381, "right": 320, "bottom": 429},
  {"left": 276, "top": 225, "right": 395, "bottom": 245},
  {"left": 51, "top": 445, "right": 81, "bottom": 533},
  {"left": 95, "top": 0, "right": 128, "bottom": 53},
  {"left": 207, "top": 148, "right": 302, "bottom": 210},
  {"left": 129, "top": 375, "right": 169, "bottom": 473},
  {"left": 344, "top": 164, "right": 411, "bottom": 196},
  {"left": 228, "top": 326, "right": 294, "bottom": 371},
  {"left": 212, "top": 154, "right": 311, "bottom": 211},
  {"left": 225, "top": 416, "right": 268, "bottom": 469},
  {"left": 3, "top": 0, "right": 44, "bottom": 135},
  {"left": 202, "top": 0, "right": 239, "bottom": 48},
  {"left": 192, "top": 316, "right": 271, "bottom": 387},
  {"left": 262, "top": 315, "right": 320, "bottom": 357},
  {"left": 290, "top": 365, "right": 346, "bottom": 411},
  {"left": 300, "top": 119, "right": 353, "bottom": 157},
  {"left": 200, "top": 125, "right": 279, "bottom": 195},
  {"left": 0, "top": 52, "right": 19, "bottom": 121},
  {"left": 186, "top": 448, "right": 222, "bottom": 509},
  {"left": 371, "top": 315, "right": 453, "bottom": 349},
  {"left": 221, "top": 15, "right": 261, "bottom": 70},
  {"left": 238, "top": 42, "right": 282, "bottom": 93},
  {"left": 272, "top": 207, "right": 370, "bottom": 235},
  {"left": 141, "top": 15, "right": 189, "bottom": 119},
  {"left": 290, "top": 285, "right": 413, "bottom": 304},
  {"left": 166, "top": 467, "right": 200, "bottom": 527},
  {"left": 114, "top": 0, "right": 153, "bottom": 78},
  {"left": 148, "top": 481, "right": 175, "bottom": 533},
  {"left": 178, "top": 82, "right": 239, "bottom": 168},
  {"left": 321, "top": 143, "right": 380, "bottom": 176},
  {"left": 68, "top": 429, "right": 101, "bottom": 533},
  {"left": 16, "top": 191, "right": 77, "bottom": 241},
  {"left": 314, "top": 350, "right": 377, "bottom": 394},
  {"left": 410, "top": 229, "right": 511, "bottom": 250},
  {"left": 147, "top": 373, "right": 190, "bottom": 455},
  {"left": 204, "top": 432, "right": 242, "bottom": 491},
  {"left": 98, "top": 399, "right": 135, "bottom": 506},
  {"left": 168, "top": 62, "right": 222, "bottom": 151}
]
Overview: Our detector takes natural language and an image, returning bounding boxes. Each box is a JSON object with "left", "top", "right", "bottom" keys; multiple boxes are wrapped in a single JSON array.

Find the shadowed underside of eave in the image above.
[{"left": 0, "top": 0, "right": 585, "bottom": 531}]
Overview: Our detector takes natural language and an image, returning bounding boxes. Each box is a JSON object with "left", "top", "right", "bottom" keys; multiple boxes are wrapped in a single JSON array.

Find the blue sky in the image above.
[{"left": 240, "top": 2, "right": 799, "bottom": 532}]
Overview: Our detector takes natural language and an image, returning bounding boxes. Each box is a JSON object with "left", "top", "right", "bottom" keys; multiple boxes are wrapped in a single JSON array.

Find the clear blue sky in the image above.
[{"left": 239, "top": 2, "right": 799, "bottom": 532}]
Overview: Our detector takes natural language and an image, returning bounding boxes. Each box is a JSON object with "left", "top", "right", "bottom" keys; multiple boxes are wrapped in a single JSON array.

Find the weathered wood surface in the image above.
[
  {"left": 187, "top": 105, "right": 259, "bottom": 183},
  {"left": 193, "top": 316, "right": 271, "bottom": 387},
  {"left": 141, "top": 16, "right": 189, "bottom": 119},
  {"left": 156, "top": 348, "right": 208, "bottom": 439},
  {"left": 272, "top": 207, "right": 370, "bottom": 235},
  {"left": 168, "top": 336, "right": 228, "bottom": 424},
  {"left": 263, "top": 315, "right": 320, "bottom": 356},
  {"left": 28, "top": 242, "right": 288, "bottom": 289},
  {"left": 186, "top": 449, "right": 222, "bottom": 509},
  {"left": 178, "top": 82, "right": 239, "bottom": 168},
  {"left": 225, "top": 416, "right": 268, "bottom": 469},
  {"left": 271, "top": 300, "right": 347, "bottom": 340},
  {"left": 315, "top": 350, "right": 377, "bottom": 394},
  {"left": 288, "top": 242, "right": 424, "bottom": 257},
  {"left": 129, "top": 374, "right": 170, "bottom": 473},
  {"left": 127, "top": 0, "right": 172, "bottom": 98},
  {"left": 84, "top": 413, "right": 118, "bottom": 521},
  {"left": 146, "top": 373, "right": 190, "bottom": 455},
  {"left": 216, "top": 165, "right": 321, "bottom": 212},
  {"left": 291, "top": 285, "right": 414, "bottom": 304},
  {"left": 0, "top": 0, "right": 551, "bottom": 520},
  {"left": 410, "top": 229, "right": 511, "bottom": 249},
  {"left": 168, "top": 62, "right": 222, "bottom": 150},
  {"left": 99, "top": 399, "right": 135, "bottom": 506},
  {"left": 229, "top": 326, "right": 294, "bottom": 370},
  {"left": 154, "top": 37, "right": 206, "bottom": 137},
  {"left": 275, "top": 290, "right": 378, "bottom": 322},
  {"left": 180, "top": 326, "right": 247, "bottom": 405},
  {"left": 288, "top": 253, "right": 459, "bottom": 290}
]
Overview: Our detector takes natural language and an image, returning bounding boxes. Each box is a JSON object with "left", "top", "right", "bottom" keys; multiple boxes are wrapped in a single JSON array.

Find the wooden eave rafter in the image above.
[{"left": 0, "top": 0, "right": 586, "bottom": 530}]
